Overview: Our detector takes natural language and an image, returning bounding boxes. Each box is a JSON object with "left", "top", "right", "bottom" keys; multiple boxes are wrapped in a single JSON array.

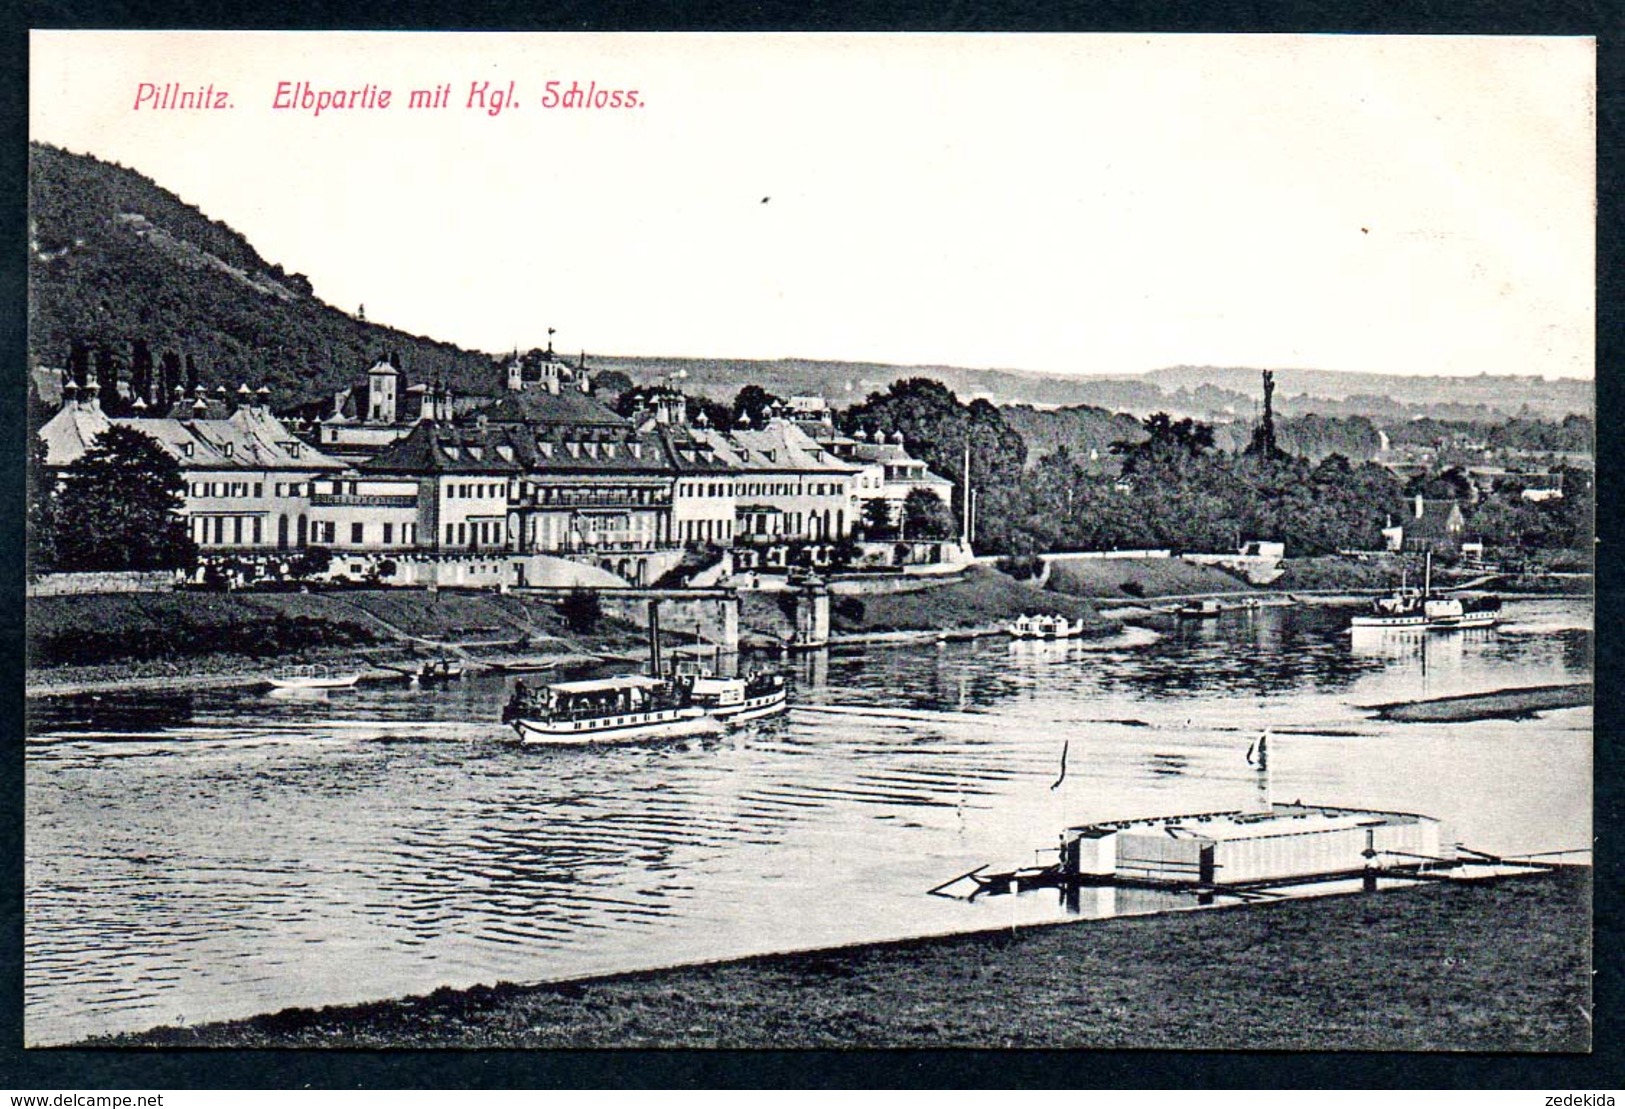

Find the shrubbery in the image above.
[
  {"left": 997, "top": 554, "right": 1044, "bottom": 581},
  {"left": 833, "top": 596, "right": 866, "bottom": 623}
]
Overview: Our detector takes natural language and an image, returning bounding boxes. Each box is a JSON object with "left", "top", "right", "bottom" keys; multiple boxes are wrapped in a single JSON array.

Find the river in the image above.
[{"left": 24, "top": 598, "right": 1592, "bottom": 1045}]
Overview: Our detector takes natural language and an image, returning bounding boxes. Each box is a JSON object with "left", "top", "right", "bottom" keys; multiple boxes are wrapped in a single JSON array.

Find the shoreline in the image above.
[
  {"left": 28, "top": 588, "right": 1590, "bottom": 698},
  {"left": 77, "top": 866, "right": 1589, "bottom": 1051}
]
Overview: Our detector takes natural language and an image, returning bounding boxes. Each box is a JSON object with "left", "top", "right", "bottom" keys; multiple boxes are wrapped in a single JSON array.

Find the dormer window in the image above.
[
  {"left": 539, "top": 442, "right": 554, "bottom": 458},
  {"left": 567, "top": 442, "right": 580, "bottom": 458},
  {"left": 468, "top": 446, "right": 484, "bottom": 461},
  {"left": 496, "top": 444, "right": 515, "bottom": 462},
  {"left": 604, "top": 443, "right": 616, "bottom": 458},
  {"left": 631, "top": 443, "right": 642, "bottom": 460},
  {"left": 180, "top": 442, "right": 194, "bottom": 458},
  {"left": 222, "top": 443, "right": 234, "bottom": 459},
  {"left": 443, "top": 445, "right": 461, "bottom": 460}
]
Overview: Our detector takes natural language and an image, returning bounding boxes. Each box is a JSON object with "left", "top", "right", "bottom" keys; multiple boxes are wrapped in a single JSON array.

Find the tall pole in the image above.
[{"left": 961, "top": 442, "right": 972, "bottom": 548}]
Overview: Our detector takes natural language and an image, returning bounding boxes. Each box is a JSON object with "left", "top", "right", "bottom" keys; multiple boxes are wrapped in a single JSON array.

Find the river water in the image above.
[{"left": 25, "top": 599, "right": 1592, "bottom": 1045}]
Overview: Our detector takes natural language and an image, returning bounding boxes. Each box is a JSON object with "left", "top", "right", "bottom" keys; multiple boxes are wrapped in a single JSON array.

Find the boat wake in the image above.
[
  {"left": 791, "top": 704, "right": 993, "bottom": 727},
  {"left": 1495, "top": 620, "right": 1592, "bottom": 636},
  {"left": 27, "top": 718, "right": 499, "bottom": 749}
]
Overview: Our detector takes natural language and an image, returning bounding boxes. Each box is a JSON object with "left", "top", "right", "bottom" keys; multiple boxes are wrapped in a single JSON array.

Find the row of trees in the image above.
[{"left": 60, "top": 337, "right": 205, "bottom": 417}]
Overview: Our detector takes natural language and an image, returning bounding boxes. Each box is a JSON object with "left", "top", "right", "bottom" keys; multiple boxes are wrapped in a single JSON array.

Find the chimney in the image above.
[
  {"left": 655, "top": 393, "right": 685, "bottom": 426},
  {"left": 83, "top": 378, "right": 101, "bottom": 411}
]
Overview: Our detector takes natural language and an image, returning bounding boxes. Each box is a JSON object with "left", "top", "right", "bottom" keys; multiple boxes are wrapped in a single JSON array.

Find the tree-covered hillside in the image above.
[{"left": 27, "top": 143, "right": 501, "bottom": 405}]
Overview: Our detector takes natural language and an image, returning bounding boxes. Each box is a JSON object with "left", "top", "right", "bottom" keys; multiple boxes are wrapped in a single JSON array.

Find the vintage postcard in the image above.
[{"left": 23, "top": 31, "right": 1593, "bottom": 1051}]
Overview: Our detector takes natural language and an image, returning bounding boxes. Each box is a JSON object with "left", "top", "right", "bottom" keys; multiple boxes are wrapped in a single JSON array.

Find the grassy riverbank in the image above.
[
  {"left": 738, "top": 565, "right": 1114, "bottom": 645},
  {"left": 1042, "top": 556, "right": 1254, "bottom": 600},
  {"left": 25, "top": 588, "right": 646, "bottom": 694},
  {"left": 90, "top": 867, "right": 1588, "bottom": 1050}
]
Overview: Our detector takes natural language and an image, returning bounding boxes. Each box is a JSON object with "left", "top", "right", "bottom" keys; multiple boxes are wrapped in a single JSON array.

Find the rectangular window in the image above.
[
  {"left": 213, "top": 517, "right": 224, "bottom": 545},
  {"left": 446, "top": 523, "right": 455, "bottom": 546},
  {"left": 351, "top": 522, "right": 364, "bottom": 545},
  {"left": 233, "top": 517, "right": 244, "bottom": 545},
  {"left": 383, "top": 523, "right": 394, "bottom": 545},
  {"left": 458, "top": 523, "right": 467, "bottom": 546},
  {"left": 252, "top": 517, "right": 263, "bottom": 545}
]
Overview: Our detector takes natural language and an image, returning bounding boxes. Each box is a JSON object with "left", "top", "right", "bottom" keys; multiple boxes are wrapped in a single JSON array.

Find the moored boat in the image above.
[
  {"left": 1007, "top": 614, "right": 1086, "bottom": 640},
  {"left": 415, "top": 657, "right": 464, "bottom": 683},
  {"left": 266, "top": 664, "right": 360, "bottom": 690},
  {"left": 1175, "top": 599, "right": 1223, "bottom": 619}
]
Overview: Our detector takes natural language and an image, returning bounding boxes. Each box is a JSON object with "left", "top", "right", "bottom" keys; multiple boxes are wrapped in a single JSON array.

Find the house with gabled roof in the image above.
[
  {"left": 694, "top": 416, "right": 862, "bottom": 548},
  {"left": 40, "top": 380, "right": 346, "bottom": 554},
  {"left": 1382, "top": 494, "right": 1468, "bottom": 555}
]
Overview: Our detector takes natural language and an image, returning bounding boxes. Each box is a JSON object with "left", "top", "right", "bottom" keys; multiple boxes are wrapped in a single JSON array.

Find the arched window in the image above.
[{"left": 296, "top": 514, "right": 308, "bottom": 548}]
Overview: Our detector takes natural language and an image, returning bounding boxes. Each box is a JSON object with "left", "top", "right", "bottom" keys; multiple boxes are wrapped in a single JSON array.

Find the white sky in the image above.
[{"left": 29, "top": 32, "right": 1595, "bottom": 379}]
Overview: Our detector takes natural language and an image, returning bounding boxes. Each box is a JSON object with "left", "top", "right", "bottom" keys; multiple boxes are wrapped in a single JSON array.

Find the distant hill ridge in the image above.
[
  {"left": 28, "top": 142, "right": 1590, "bottom": 422},
  {"left": 589, "top": 355, "right": 1591, "bottom": 423}
]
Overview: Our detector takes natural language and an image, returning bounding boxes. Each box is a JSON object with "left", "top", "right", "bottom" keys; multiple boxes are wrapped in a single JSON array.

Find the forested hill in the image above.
[{"left": 27, "top": 143, "right": 501, "bottom": 405}]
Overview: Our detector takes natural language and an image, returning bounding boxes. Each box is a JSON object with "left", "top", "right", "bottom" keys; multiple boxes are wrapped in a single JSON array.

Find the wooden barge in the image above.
[{"left": 934, "top": 801, "right": 1561, "bottom": 900}]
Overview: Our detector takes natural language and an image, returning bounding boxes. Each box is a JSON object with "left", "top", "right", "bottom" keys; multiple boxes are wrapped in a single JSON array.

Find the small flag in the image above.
[{"left": 1050, "top": 739, "right": 1069, "bottom": 790}]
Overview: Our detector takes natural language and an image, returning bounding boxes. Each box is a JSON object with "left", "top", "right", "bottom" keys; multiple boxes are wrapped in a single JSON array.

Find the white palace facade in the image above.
[{"left": 38, "top": 358, "right": 960, "bottom": 587}]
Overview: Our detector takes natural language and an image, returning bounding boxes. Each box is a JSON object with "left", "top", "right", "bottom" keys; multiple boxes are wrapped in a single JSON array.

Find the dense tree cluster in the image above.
[
  {"left": 978, "top": 412, "right": 1409, "bottom": 557},
  {"left": 37, "top": 425, "right": 197, "bottom": 573},
  {"left": 839, "top": 377, "right": 1027, "bottom": 525}
]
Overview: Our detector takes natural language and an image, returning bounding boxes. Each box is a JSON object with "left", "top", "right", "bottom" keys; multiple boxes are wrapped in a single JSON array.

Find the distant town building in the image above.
[{"left": 1383, "top": 495, "right": 1467, "bottom": 554}]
